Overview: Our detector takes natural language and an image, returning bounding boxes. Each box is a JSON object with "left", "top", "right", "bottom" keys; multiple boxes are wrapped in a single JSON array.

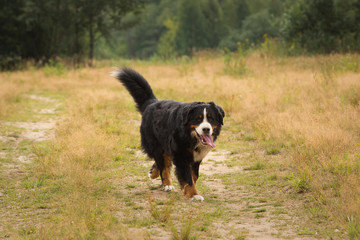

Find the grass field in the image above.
[{"left": 0, "top": 52, "right": 359, "bottom": 239}]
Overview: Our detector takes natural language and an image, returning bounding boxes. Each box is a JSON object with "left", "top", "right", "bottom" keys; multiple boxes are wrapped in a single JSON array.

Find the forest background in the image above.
[{"left": 1, "top": 0, "right": 360, "bottom": 69}]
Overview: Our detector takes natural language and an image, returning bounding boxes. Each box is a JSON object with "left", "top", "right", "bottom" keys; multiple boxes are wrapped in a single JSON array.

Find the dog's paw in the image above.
[
  {"left": 163, "top": 185, "right": 175, "bottom": 192},
  {"left": 191, "top": 195, "right": 204, "bottom": 201}
]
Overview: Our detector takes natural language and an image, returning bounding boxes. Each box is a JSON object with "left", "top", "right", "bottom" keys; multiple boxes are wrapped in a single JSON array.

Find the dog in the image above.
[{"left": 112, "top": 68, "right": 224, "bottom": 201}]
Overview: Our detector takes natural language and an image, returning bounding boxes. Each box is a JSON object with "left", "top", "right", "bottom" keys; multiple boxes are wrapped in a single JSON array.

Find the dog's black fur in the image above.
[{"left": 113, "top": 68, "right": 224, "bottom": 199}]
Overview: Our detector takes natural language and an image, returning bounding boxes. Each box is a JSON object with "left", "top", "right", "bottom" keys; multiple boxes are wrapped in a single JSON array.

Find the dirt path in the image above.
[
  {"left": 0, "top": 94, "right": 60, "bottom": 237},
  {"left": 200, "top": 150, "right": 316, "bottom": 240}
]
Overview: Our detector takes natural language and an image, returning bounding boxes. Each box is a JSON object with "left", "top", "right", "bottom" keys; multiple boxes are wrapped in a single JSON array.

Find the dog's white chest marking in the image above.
[{"left": 194, "top": 144, "right": 211, "bottom": 162}]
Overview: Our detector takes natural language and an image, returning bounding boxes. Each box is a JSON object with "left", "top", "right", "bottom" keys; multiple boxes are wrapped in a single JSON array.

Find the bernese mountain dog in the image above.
[{"left": 112, "top": 68, "right": 225, "bottom": 201}]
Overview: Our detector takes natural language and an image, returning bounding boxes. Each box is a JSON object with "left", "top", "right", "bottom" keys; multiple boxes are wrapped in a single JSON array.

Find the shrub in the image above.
[{"left": 280, "top": 0, "right": 360, "bottom": 54}]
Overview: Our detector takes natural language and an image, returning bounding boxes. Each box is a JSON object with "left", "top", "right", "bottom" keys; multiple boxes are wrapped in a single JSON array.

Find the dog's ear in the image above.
[
  {"left": 182, "top": 102, "right": 203, "bottom": 126},
  {"left": 209, "top": 101, "right": 225, "bottom": 125}
]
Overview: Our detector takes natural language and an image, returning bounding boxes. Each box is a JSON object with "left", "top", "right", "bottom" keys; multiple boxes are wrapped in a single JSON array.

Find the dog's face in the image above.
[{"left": 183, "top": 102, "right": 225, "bottom": 148}]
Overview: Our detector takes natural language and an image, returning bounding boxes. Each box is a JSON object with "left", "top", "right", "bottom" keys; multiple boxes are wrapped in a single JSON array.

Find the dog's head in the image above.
[{"left": 183, "top": 101, "right": 225, "bottom": 148}]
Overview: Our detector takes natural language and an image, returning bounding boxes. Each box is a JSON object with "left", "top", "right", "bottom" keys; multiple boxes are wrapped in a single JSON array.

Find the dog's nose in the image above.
[{"left": 202, "top": 127, "right": 210, "bottom": 134}]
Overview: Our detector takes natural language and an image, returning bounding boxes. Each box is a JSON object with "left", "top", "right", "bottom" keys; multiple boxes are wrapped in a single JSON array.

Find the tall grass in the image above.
[
  {"left": 222, "top": 41, "right": 248, "bottom": 76},
  {"left": 230, "top": 53, "right": 360, "bottom": 237}
]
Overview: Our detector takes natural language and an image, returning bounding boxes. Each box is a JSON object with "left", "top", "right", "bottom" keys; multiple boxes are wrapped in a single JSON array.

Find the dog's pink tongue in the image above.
[{"left": 203, "top": 135, "right": 215, "bottom": 148}]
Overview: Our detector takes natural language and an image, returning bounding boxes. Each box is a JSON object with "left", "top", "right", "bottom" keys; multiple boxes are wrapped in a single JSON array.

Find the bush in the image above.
[
  {"left": 280, "top": 0, "right": 360, "bottom": 54},
  {"left": 239, "top": 10, "right": 278, "bottom": 44},
  {"left": 219, "top": 30, "right": 243, "bottom": 52},
  {"left": 219, "top": 10, "right": 279, "bottom": 53},
  {"left": 0, "top": 55, "right": 22, "bottom": 71}
]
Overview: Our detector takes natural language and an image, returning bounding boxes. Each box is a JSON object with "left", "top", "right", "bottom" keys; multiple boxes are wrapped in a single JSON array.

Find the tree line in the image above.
[
  {"left": 119, "top": 0, "right": 360, "bottom": 58},
  {"left": 0, "top": 0, "right": 145, "bottom": 69},
  {"left": 1, "top": 0, "right": 360, "bottom": 69}
]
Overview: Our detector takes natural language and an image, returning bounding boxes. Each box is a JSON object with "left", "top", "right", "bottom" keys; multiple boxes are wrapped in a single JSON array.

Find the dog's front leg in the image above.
[{"left": 174, "top": 161, "right": 204, "bottom": 201}]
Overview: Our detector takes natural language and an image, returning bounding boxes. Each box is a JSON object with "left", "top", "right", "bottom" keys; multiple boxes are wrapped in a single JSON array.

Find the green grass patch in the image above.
[
  {"left": 348, "top": 216, "right": 360, "bottom": 240},
  {"left": 125, "top": 184, "right": 136, "bottom": 189},
  {"left": 265, "top": 147, "right": 280, "bottom": 155},
  {"left": 244, "top": 162, "right": 266, "bottom": 171},
  {"left": 287, "top": 173, "right": 310, "bottom": 193},
  {"left": 253, "top": 208, "right": 266, "bottom": 213},
  {"left": 243, "top": 135, "right": 256, "bottom": 141},
  {"left": 255, "top": 213, "right": 265, "bottom": 218}
]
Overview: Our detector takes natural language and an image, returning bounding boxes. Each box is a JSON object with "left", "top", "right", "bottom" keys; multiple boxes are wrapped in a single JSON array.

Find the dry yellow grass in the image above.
[
  {"left": 0, "top": 52, "right": 359, "bottom": 238},
  {"left": 239, "top": 54, "right": 360, "bottom": 224},
  {"left": 218, "top": 53, "right": 360, "bottom": 229}
]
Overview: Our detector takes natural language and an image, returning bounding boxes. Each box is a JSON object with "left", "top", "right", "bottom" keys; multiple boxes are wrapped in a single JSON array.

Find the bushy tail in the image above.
[{"left": 112, "top": 68, "right": 157, "bottom": 114}]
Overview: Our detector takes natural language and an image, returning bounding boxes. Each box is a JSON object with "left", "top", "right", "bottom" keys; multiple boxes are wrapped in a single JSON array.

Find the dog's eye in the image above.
[{"left": 207, "top": 115, "right": 213, "bottom": 120}]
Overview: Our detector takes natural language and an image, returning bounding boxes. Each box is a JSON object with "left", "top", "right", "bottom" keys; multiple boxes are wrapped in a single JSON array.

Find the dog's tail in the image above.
[{"left": 111, "top": 68, "right": 157, "bottom": 114}]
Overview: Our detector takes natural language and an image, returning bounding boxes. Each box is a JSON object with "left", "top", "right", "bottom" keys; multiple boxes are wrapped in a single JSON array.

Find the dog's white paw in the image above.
[
  {"left": 163, "top": 185, "right": 175, "bottom": 192},
  {"left": 191, "top": 195, "right": 204, "bottom": 201}
]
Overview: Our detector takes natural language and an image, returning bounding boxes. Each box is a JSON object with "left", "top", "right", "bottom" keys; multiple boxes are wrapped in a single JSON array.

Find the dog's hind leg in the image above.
[
  {"left": 149, "top": 154, "right": 175, "bottom": 192},
  {"left": 191, "top": 161, "right": 201, "bottom": 184},
  {"left": 160, "top": 154, "right": 175, "bottom": 192},
  {"left": 148, "top": 163, "right": 160, "bottom": 179}
]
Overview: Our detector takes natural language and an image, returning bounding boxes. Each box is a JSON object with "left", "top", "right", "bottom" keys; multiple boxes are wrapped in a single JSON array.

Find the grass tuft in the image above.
[
  {"left": 244, "top": 162, "right": 266, "bottom": 171},
  {"left": 348, "top": 216, "right": 360, "bottom": 240},
  {"left": 287, "top": 174, "right": 310, "bottom": 193},
  {"left": 147, "top": 196, "right": 174, "bottom": 223},
  {"left": 170, "top": 211, "right": 195, "bottom": 240},
  {"left": 265, "top": 147, "right": 280, "bottom": 155}
]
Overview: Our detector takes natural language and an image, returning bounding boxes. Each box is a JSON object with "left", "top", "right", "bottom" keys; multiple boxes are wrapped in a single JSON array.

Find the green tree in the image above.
[
  {"left": 158, "top": 18, "right": 179, "bottom": 58},
  {"left": 175, "top": 0, "right": 208, "bottom": 55},
  {"left": 17, "top": 0, "right": 74, "bottom": 61},
  {"left": 240, "top": 10, "right": 278, "bottom": 42},
  {"left": 80, "top": 0, "right": 145, "bottom": 66},
  {"left": 0, "top": 0, "right": 27, "bottom": 69},
  {"left": 281, "top": 0, "right": 360, "bottom": 53},
  {"left": 245, "top": 0, "right": 285, "bottom": 16},
  {"left": 119, "top": 0, "right": 179, "bottom": 58},
  {"left": 201, "top": 0, "right": 225, "bottom": 48},
  {"left": 0, "top": 0, "right": 144, "bottom": 69},
  {"left": 0, "top": 0, "right": 88, "bottom": 65},
  {"left": 123, "top": 3, "right": 165, "bottom": 58},
  {"left": 222, "top": 0, "right": 249, "bottom": 30},
  {"left": 219, "top": 9, "right": 278, "bottom": 51}
]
